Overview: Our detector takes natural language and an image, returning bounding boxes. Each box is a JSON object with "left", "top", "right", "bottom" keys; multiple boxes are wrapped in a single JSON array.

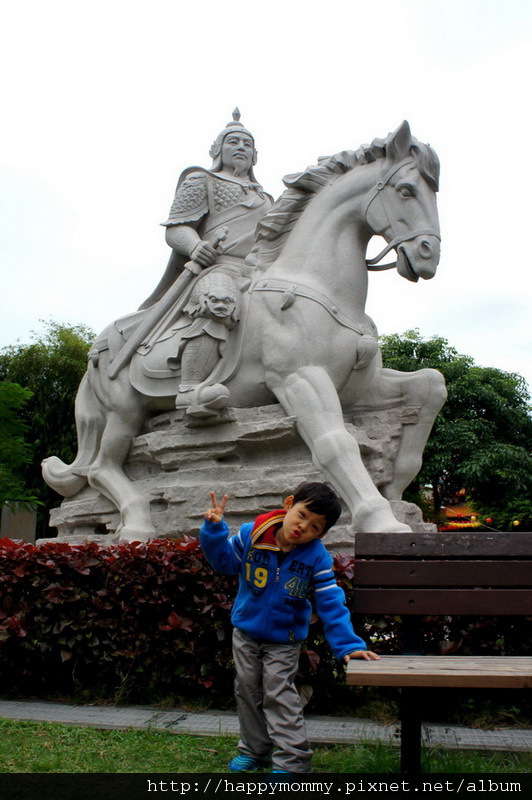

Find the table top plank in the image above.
[{"left": 346, "top": 656, "right": 532, "bottom": 688}]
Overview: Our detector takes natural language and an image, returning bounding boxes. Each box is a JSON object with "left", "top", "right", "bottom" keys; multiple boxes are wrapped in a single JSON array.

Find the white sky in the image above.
[{"left": 2, "top": 0, "right": 532, "bottom": 391}]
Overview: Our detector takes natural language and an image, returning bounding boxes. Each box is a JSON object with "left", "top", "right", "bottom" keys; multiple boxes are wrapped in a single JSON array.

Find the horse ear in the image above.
[{"left": 387, "top": 120, "right": 412, "bottom": 162}]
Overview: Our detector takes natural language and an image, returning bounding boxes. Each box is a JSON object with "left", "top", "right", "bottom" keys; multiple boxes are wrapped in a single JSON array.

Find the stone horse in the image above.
[{"left": 43, "top": 121, "right": 446, "bottom": 541}]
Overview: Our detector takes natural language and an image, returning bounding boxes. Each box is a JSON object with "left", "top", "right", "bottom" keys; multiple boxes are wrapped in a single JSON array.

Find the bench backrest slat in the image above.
[
  {"left": 355, "top": 560, "right": 531, "bottom": 586},
  {"left": 354, "top": 588, "right": 532, "bottom": 615},
  {"left": 355, "top": 531, "right": 532, "bottom": 557}
]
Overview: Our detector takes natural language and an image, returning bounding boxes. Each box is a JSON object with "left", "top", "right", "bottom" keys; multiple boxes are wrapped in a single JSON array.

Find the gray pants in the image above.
[{"left": 232, "top": 628, "right": 312, "bottom": 773}]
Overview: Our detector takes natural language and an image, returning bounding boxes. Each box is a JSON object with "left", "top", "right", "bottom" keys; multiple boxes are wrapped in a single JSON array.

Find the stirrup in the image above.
[{"left": 186, "top": 383, "right": 230, "bottom": 418}]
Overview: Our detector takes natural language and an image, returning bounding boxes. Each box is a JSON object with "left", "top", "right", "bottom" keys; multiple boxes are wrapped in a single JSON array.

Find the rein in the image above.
[{"left": 361, "top": 157, "right": 440, "bottom": 271}]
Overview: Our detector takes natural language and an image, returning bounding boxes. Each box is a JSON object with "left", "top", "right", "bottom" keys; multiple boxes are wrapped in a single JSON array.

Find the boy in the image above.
[{"left": 200, "top": 482, "right": 380, "bottom": 774}]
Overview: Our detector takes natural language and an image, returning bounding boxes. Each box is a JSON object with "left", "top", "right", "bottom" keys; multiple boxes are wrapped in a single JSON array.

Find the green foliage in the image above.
[
  {"left": 0, "top": 321, "right": 94, "bottom": 533},
  {"left": 380, "top": 330, "right": 532, "bottom": 528},
  {"left": 0, "top": 382, "right": 39, "bottom": 508}
]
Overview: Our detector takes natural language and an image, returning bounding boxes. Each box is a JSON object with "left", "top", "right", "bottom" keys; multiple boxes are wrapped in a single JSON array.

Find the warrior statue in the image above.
[
  {"left": 43, "top": 117, "right": 446, "bottom": 541},
  {"left": 138, "top": 109, "right": 272, "bottom": 417}
]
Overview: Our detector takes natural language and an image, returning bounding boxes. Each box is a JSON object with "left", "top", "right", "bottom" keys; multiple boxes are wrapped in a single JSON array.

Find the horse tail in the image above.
[{"left": 42, "top": 373, "right": 104, "bottom": 497}]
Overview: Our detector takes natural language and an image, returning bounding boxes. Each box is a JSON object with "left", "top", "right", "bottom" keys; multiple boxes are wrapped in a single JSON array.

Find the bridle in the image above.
[
  {"left": 250, "top": 155, "right": 441, "bottom": 334},
  {"left": 361, "top": 157, "right": 441, "bottom": 272}
]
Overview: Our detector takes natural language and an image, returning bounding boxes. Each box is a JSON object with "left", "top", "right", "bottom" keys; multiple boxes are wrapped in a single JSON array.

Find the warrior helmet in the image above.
[{"left": 209, "top": 108, "right": 258, "bottom": 176}]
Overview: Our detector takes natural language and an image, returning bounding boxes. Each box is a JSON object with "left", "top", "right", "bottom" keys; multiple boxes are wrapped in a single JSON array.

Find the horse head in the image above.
[{"left": 363, "top": 120, "right": 441, "bottom": 282}]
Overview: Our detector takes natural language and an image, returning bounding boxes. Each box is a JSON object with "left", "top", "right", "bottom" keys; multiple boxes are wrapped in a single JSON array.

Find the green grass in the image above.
[{"left": 0, "top": 718, "right": 531, "bottom": 773}]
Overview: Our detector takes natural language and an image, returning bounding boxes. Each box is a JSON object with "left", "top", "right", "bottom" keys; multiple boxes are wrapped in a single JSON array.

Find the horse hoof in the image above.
[
  {"left": 112, "top": 526, "right": 156, "bottom": 543},
  {"left": 378, "top": 522, "right": 412, "bottom": 533}
]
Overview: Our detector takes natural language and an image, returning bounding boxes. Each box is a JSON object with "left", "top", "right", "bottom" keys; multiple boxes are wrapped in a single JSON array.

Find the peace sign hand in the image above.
[{"left": 205, "top": 491, "right": 228, "bottom": 523}]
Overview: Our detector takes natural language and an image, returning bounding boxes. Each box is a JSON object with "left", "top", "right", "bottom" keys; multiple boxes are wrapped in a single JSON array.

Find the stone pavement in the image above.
[{"left": 1, "top": 699, "right": 531, "bottom": 752}]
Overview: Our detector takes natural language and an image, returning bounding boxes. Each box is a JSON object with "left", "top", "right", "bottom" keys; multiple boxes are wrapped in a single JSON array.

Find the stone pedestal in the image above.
[{"left": 47, "top": 404, "right": 435, "bottom": 551}]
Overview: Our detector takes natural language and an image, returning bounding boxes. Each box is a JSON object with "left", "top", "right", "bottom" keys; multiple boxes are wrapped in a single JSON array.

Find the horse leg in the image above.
[
  {"left": 42, "top": 374, "right": 104, "bottom": 497},
  {"left": 368, "top": 367, "right": 447, "bottom": 501},
  {"left": 87, "top": 407, "right": 157, "bottom": 542},
  {"left": 270, "top": 366, "right": 412, "bottom": 533}
]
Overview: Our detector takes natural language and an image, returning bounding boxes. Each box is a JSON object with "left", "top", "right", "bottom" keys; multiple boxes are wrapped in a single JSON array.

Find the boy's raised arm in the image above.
[{"left": 200, "top": 492, "right": 243, "bottom": 576}]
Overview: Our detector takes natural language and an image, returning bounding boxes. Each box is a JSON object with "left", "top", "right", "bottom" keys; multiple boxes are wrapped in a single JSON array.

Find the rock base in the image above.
[{"left": 47, "top": 404, "right": 435, "bottom": 552}]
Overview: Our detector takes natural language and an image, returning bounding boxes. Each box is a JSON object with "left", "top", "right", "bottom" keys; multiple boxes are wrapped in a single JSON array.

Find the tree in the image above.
[
  {"left": 0, "top": 381, "right": 39, "bottom": 508},
  {"left": 380, "top": 330, "right": 532, "bottom": 530},
  {"left": 0, "top": 321, "right": 94, "bottom": 535}
]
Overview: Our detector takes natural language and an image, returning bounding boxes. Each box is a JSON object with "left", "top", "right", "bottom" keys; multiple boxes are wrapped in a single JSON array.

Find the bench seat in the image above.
[{"left": 347, "top": 655, "right": 532, "bottom": 688}]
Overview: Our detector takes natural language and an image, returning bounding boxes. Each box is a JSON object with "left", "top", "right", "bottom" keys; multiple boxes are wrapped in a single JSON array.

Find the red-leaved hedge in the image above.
[{"left": 0, "top": 536, "right": 238, "bottom": 699}]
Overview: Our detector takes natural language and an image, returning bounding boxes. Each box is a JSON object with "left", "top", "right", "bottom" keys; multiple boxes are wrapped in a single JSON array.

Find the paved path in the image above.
[{"left": 1, "top": 699, "right": 531, "bottom": 752}]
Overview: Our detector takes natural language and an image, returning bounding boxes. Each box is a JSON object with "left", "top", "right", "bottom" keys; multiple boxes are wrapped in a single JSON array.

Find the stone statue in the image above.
[{"left": 42, "top": 118, "right": 446, "bottom": 543}]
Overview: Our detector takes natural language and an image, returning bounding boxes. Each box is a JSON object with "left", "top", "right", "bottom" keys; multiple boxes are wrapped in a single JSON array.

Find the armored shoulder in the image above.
[{"left": 162, "top": 171, "right": 209, "bottom": 226}]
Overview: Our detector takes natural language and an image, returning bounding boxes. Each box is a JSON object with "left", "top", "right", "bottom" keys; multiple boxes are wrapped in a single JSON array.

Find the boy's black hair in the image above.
[{"left": 291, "top": 482, "right": 342, "bottom": 533}]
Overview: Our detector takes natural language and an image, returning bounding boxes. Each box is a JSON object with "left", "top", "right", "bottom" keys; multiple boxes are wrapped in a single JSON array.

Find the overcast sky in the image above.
[{"left": 2, "top": 0, "right": 532, "bottom": 392}]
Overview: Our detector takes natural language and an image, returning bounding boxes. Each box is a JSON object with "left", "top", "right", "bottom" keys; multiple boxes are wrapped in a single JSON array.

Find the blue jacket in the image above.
[{"left": 200, "top": 516, "right": 367, "bottom": 660}]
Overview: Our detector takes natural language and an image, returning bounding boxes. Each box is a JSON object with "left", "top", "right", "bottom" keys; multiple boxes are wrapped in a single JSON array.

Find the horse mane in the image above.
[{"left": 249, "top": 132, "right": 439, "bottom": 267}]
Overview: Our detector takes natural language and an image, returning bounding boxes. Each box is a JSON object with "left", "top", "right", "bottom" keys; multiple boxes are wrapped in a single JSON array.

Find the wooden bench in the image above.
[{"left": 345, "top": 531, "right": 532, "bottom": 774}]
